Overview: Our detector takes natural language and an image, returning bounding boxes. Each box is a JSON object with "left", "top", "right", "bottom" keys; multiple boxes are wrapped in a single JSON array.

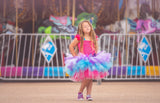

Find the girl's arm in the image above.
[
  {"left": 96, "top": 35, "right": 98, "bottom": 54},
  {"left": 69, "top": 38, "right": 79, "bottom": 57}
]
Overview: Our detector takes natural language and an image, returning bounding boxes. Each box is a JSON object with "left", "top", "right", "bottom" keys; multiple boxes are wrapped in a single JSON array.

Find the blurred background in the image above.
[
  {"left": 0, "top": 0, "right": 160, "bottom": 81},
  {"left": 0, "top": 0, "right": 160, "bottom": 34},
  {"left": 0, "top": 0, "right": 160, "bottom": 103}
]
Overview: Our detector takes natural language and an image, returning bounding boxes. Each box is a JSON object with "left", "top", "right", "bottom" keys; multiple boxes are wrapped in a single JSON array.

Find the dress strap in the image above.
[{"left": 75, "top": 34, "right": 80, "bottom": 41}]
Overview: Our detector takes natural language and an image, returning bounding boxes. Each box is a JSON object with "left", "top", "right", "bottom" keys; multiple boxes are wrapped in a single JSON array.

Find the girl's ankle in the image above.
[
  {"left": 78, "top": 92, "right": 82, "bottom": 94},
  {"left": 86, "top": 94, "right": 91, "bottom": 97}
]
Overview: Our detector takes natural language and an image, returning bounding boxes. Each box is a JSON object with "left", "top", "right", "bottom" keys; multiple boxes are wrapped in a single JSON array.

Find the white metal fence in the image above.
[
  {"left": 99, "top": 33, "right": 160, "bottom": 80},
  {"left": 0, "top": 33, "right": 73, "bottom": 80},
  {"left": 0, "top": 33, "right": 160, "bottom": 80}
]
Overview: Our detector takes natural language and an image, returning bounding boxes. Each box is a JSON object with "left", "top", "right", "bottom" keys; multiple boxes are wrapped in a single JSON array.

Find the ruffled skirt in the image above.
[{"left": 64, "top": 51, "right": 113, "bottom": 81}]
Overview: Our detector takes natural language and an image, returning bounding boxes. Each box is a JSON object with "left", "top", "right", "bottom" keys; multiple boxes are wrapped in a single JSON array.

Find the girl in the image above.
[{"left": 65, "top": 20, "right": 112, "bottom": 101}]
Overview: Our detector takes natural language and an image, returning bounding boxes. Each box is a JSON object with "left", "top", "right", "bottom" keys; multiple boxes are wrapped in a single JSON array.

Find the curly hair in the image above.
[{"left": 77, "top": 20, "right": 98, "bottom": 53}]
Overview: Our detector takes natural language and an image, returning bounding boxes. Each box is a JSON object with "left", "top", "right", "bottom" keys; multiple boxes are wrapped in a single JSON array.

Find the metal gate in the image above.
[
  {"left": 0, "top": 33, "right": 73, "bottom": 80},
  {"left": 99, "top": 33, "right": 160, "bottom": 80},
  {"left": 0, "top": 33, "right": 160, "bottom": 80}
]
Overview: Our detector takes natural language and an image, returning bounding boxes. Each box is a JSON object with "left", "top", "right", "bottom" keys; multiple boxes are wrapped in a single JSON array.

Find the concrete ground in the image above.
[{"left": 0, "top": 81, "right": 160, "bottom": 103}]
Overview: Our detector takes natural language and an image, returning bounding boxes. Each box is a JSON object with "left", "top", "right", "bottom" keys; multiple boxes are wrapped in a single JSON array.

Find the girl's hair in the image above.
[{"left": 77, "top": 20, "right": 98, "bottom": 53}]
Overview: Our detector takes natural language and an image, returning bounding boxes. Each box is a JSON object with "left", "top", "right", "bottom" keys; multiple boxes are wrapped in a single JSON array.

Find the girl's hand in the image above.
[
  {"left": 69, "top": 38, "right": 79, "bottom": 57},
  {"left": 73, "top": 54, "right": 78, "bottom": 57}
]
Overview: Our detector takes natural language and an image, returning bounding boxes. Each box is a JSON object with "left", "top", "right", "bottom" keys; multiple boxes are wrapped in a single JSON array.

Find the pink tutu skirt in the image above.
[{"left": 65, "top": 51, "right": 113, "bottom": 81}]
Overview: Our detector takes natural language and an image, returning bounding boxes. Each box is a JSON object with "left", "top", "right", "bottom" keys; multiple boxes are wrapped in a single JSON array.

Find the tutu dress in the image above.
[{"left": 65, "top": 34, "right": 113, "bottom": 81}]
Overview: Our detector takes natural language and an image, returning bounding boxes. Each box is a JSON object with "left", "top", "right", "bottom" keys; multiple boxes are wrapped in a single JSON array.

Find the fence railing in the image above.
[
  {"left": 99, "top": 33, "right": 160, "bottom": 80},
  {"left": 0, "top": 33, "right": 160, "bottom": 80},
  {"left": 0, "top": 33, "right": 73, "bottom": 80}
]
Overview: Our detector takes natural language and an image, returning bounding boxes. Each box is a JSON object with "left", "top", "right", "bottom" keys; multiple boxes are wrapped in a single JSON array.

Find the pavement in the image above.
[{"left": 0, "top": 81, "right": 160, "bottom": 103}]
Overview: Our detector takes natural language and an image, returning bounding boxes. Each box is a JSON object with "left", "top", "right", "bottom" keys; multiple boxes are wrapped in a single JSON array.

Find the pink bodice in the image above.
[{"left": 75, "top": 34, "right": 98, "bottom": 56}]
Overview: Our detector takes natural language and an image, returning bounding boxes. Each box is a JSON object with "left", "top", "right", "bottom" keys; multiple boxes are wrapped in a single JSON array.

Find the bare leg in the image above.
[
  {"left": 86, "top": 79, "right": 93, "bottom": 95},
  {"left": 79, "top": 79, "right": 90, "bottom": 93}
]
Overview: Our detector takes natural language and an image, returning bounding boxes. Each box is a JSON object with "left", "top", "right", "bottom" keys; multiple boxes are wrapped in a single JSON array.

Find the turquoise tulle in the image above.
[{"left": 65, "top": 51, "right": 113, "bottom": 81}]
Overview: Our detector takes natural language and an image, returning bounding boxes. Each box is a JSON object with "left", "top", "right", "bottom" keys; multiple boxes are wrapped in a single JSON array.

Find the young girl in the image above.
[{"left": 65, "top": 20, "right": 112, "bottom": 101}]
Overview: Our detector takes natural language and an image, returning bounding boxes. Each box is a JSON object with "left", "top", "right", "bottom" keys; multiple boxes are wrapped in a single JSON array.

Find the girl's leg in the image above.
[
  {"left": 79, "top": 79, "right": 90, "bottom": 93},
  {"left": 86, "top": 79, "right": 93, "bottom": 95}
]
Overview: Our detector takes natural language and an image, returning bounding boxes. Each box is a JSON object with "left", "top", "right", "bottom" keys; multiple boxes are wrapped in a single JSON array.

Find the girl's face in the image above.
[{"left": 82, "top": 22, "right": 91, "bottom": 34}]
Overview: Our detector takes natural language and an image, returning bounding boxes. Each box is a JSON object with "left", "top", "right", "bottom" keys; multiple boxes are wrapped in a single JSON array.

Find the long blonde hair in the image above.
[{"left": 77, "top": 20, "right": 98, "bottom": 53}]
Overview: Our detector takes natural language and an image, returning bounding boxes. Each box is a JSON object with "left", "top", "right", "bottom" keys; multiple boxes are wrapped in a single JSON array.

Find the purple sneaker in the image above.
[
  {"left": 78, "top": 92, "right": 84, "bottom": 100},
  {"left": 86, "top": 95, "right": 93, "bottom": 101}
]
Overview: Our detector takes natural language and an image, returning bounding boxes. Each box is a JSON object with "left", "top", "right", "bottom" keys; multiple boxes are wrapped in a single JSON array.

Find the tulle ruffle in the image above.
[{"left": 65, "top": 51, "right": 113, "bottom": 81}]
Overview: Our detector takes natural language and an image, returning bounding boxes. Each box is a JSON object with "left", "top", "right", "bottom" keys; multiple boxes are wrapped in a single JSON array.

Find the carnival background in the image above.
[{"left": 0, "top": 0, "right": 160, "bottom": 103}]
